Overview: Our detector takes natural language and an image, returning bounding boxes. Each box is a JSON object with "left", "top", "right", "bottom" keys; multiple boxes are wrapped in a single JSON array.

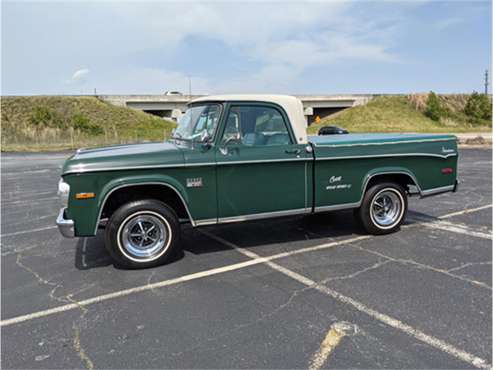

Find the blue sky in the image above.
[{"left": 1, "top": 0, "right": 491, "bottom": 95}]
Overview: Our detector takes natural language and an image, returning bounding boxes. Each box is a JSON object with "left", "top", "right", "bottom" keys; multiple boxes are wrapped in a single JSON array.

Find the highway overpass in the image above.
[{"left": 100, "top": 94, "right": 374, "bottom": 124}]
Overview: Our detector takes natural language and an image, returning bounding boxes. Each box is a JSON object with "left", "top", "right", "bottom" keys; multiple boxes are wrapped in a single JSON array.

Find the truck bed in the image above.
[{"left": 308, "top": 133, "right": 456, "bottom": 147}]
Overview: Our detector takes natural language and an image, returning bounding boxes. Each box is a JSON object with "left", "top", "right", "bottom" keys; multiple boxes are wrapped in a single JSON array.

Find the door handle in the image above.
[{"left": 285, "top": 149, "right": 301, "bottom": 155}]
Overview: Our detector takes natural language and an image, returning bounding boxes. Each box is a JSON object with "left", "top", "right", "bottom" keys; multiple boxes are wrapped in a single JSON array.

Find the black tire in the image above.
[
  {"left": 104, "top": 199, "right": 181, "bottom": 268},
  {"left": 355, "top": 182, "right": 407, "bottom": 235}
]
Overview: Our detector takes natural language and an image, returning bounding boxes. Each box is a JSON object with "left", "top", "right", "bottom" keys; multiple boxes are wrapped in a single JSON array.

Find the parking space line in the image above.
[
  {"left": 0, "top": 235, "right": 370, "bottom": 327},
  {"left": 1, "top": 226, "right": 57, "bottom": 238},
  {"left": 419, "top": 220, "right": 493, "bottom": 240},
  {"left": 206, "top": 232, "right": 491, "bottom": 369},
  {"left": 439, "top": 204, "right": 492, "bottom": 219},
  {"left": 1, "top": 204, "right": 490, "bottom": 337}
]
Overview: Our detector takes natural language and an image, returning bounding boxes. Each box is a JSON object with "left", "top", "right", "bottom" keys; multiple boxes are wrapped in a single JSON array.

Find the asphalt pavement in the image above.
[{"left": 1, "top": 149, "right": 491, "bottom": 369}]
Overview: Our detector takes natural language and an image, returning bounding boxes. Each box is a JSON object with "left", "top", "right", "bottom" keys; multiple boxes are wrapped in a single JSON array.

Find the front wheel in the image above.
[
  {"left": 355, "top": 182, "right": 407, "bottom": 235},
  {"left": 104, "top": 199, "right": 181, "bottom": 268}
]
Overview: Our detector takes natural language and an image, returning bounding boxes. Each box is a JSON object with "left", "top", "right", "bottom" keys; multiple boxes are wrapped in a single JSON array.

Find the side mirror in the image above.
[
  {"left": 200, "top": 130, "right": 211, "bottom": 143},
  {"left": 220, "top": 133, "right": 241, "bottom": 155},
  {"left": 222, "top": 132, "right": 240, "bottom": 146}
]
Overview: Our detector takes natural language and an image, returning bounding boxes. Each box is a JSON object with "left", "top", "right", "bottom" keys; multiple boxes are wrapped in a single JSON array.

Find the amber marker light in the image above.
[{"left": 75, "top": 192, "right": 96, "bottom": 199}]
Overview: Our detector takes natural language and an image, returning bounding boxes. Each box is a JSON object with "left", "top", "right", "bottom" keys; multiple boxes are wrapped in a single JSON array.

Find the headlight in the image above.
[{"left": 57, "top": 178, "right": 70, "bottom": 207}]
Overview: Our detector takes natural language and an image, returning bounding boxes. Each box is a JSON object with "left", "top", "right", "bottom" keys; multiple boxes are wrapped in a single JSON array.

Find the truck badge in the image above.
[
  {"left": 329, "top": 175, "right": 342, "bottom": 183},
  {"left": 186, "top": 178, "right": 203, "bottom": 188}
]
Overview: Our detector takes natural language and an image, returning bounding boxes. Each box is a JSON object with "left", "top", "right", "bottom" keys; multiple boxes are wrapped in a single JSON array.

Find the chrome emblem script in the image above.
[{"left": 186, "top": 178, "right": 203, "bottom": 188}]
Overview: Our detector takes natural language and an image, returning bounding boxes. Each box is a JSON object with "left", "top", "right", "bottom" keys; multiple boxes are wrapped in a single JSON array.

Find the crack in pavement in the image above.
[
  {"left": 348, "top": 243, "right": 492, "bottom": 290},
  {"left": 15, "top": 253, "right": 95, "bottom": 370},
  {"left": 447, "top": 261, "right": 492, "bottom": 273}
]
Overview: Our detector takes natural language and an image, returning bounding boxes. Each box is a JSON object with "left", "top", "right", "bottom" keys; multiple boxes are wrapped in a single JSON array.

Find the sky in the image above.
[{"left": 1, "top": 0, "right": 491, "bottom": 95}]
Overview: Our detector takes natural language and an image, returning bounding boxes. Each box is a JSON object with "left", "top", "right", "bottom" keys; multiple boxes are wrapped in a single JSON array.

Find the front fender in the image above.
[{"left": 66, "top": 172, "right": 191, "bottom": 237}]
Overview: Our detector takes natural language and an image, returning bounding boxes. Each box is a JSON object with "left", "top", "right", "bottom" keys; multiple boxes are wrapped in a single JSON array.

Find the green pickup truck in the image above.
[{"left": 57, "top": 95, "right": 458, "bottom": 268}]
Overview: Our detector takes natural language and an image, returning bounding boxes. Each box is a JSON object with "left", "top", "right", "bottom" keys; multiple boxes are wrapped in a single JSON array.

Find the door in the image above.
[{"left": 215, "top": 103, "right": 312, "bottom": 221}]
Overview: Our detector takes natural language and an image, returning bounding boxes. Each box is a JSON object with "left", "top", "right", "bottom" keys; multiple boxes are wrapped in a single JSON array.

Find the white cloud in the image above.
[
  {"left": 67, "top": 68, "right": 89, "bottom": 84},
  {"left": 104, "top": 1, "right": 399, "bottom": 93}
]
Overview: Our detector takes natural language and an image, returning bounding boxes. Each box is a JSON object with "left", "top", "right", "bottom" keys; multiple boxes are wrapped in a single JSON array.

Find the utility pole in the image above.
[
  {"left": 188, "top": 76, "right": 192, "bottom": 99},
  {"left": 485, "top": 70, "right": 489, "bottom": 95}
]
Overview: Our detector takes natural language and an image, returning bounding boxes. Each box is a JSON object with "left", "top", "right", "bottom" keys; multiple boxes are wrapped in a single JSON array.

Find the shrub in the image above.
[
  {"left": 464, "top": 92, "right": 492, "bottom": 123},
  {"left": 424, "top": 91, "right": 447, "bottom": 121},
  {"left": 72, "top": 113, "right": 104, "bottom": 135},
  {"left": 30, "top": 106, "right": 53, "bottom": 126}
]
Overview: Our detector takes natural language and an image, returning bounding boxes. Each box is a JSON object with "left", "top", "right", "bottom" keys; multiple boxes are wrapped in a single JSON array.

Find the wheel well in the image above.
[
  {"left": 100, "top": 184, "right": 190, "bottom": 222},
  {"left": 365, "top": 173, "right": 419, "bottom": 194}
]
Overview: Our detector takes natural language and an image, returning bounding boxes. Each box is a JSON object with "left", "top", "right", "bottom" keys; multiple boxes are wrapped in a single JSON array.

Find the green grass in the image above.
[
  {"left": 307, "top": 96, "right": 492, "bottom": 135},
  {"left": 1, "top": 96, "right": 177, "bottom": 151}
]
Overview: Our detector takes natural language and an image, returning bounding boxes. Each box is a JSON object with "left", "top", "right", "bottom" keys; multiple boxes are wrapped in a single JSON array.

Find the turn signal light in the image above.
[
  {"left": 441, "top": 168, "right": 453, "bottom": 174},
  {"left": 75, "top": 192, "right": 95, "bottom": 199}
]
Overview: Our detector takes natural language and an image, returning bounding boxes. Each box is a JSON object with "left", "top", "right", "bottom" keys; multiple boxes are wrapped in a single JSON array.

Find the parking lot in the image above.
[{"left": 1, "top": 148, "right": 492, "bottom": 369}]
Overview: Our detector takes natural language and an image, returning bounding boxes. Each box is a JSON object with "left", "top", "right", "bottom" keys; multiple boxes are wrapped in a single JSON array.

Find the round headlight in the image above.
[{"left": 57, "top": 178, "right": 70, "bottom": 207}]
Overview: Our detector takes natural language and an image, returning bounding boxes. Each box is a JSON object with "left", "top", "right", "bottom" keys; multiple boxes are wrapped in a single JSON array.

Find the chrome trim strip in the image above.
[
  {"left": 315, "top": 152, "right": 457, "bottom": 161},
  {"left": 313, "top": 137, "right": 456, "bottom": 148},
  {"left": 314, "top": 202, "right": 361, "bottom": 213},
  {"left": 216, "top": 157, "right": 311, "bottom": 166},
  {"left": 194, "top": 218, "right": 217, "bottom": 226},
  {"left": 420, "top": 184, "right": 456, "bottom": 196},
  {"left": 64, "top": 163, "right": 187, "bottom": 175},
  {"left": 217, "top": 208, "right": 308, "bottom": 224},
  {"left": 64, "top": 157, "right": 312, "bottom": 175},
  {"left": 56, "top": 208, "right": 75, "bottom": 238},
  {"left": 95, "top": 182, "right": 196, "bottom": 234}
]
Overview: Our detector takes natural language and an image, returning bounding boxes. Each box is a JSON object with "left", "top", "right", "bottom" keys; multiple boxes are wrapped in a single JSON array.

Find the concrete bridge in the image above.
[{"left": 100, "top": 94, "right": 374, "bottom": 124}]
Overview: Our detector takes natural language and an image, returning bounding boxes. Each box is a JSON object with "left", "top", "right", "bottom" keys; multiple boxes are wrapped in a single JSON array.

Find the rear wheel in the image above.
[
  {"left": 104, "top": 199, "right": 181, "bottom": 268},
  {"left": 356, "top": 182, "right": 407, "bottom": 235}
]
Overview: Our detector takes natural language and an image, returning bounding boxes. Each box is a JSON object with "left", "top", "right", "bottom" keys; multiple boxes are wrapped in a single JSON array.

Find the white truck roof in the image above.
[{"left": 190, "top": 94, "right": 308, "bottom": 144}]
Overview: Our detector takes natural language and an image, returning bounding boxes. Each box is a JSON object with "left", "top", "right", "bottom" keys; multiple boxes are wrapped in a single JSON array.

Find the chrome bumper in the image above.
[{"left": 56, "top": 208, "right": 75, "bottom": 238}]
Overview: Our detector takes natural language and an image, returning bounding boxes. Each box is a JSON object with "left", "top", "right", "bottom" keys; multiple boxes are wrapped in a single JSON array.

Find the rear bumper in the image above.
[
  {"left": 56, "top": 208, "right": 75, "bottom": 238},
  {"left": 420, "top": 180, "right": 459, "bottom": 198}
]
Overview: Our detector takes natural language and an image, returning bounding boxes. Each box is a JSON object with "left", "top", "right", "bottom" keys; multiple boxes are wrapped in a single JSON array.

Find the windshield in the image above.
[{"left": 173, "top": 104, "right": 222, "bottom": 141}]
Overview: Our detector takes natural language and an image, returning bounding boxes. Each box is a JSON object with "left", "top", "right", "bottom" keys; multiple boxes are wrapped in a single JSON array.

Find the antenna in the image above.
[{"left": 485, "top": 70, "right": 489, "bottom": 95}]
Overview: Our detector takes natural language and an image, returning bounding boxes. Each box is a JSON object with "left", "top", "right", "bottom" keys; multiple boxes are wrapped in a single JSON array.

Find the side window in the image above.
[{"left": 222, "top": 105, "right": 292, "bottom": 146}]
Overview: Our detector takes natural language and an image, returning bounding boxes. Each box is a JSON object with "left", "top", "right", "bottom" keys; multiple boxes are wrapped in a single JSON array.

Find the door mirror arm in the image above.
[{"left": 219, "top": 133, "right": 241, "bottom": 155}]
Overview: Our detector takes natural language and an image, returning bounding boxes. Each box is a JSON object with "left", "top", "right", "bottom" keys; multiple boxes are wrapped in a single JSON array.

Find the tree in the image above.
[
  {"left": 464, "top": 92, "right": 492, "bottom": 123},
  {"left": 424, "top": 91, "right": 445, "bottom": 121}
]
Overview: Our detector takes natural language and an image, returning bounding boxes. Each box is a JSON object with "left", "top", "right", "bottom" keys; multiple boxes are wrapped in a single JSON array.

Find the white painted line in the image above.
[
  {"left": 1, "top": 196, "right": 58, "bottom": 206},
  {"left": 0, "top": 235, "right": 370, "bottom": 327},
  {"left": 1, "top": 226, "right": 57, "bottom": 238},
  {"left": 207, "top": 232, "right": 491, "bottom": 369},
  {"left": 439, "top": 204, "right": 493, "bottom": 219},
  {"left": 419, "top": 220, "right": 493, "bottom": 240}
]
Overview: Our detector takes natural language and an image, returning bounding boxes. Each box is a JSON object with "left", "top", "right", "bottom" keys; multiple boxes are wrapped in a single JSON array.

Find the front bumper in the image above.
[{"left": 56, "top": 208, "right": 75, "bottom": 238}]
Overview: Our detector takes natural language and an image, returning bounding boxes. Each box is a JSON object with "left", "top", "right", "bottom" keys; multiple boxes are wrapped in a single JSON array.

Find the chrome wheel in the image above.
[
  {"left": 370, "top": 189, "right": 403, "bottom": 228},
  {"left": 119, "top": 212, "right": 170, "bottom": 261}
]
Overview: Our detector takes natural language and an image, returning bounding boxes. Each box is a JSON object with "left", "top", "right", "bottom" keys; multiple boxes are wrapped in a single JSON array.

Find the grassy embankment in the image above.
[
  {"left": 307, "top": 94, "right": 492, "bottom": 135},
  {"left": 1, "top": 94, "right": 490, "bottom": 151},
  {"left": 1, "top": 96, "right": 176, "bottom": 151}
]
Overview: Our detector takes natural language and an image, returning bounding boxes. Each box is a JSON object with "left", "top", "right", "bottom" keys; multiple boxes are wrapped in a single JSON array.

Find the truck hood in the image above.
[{"left": 62, "top": 142, "right": 184, "bottom": 175}]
